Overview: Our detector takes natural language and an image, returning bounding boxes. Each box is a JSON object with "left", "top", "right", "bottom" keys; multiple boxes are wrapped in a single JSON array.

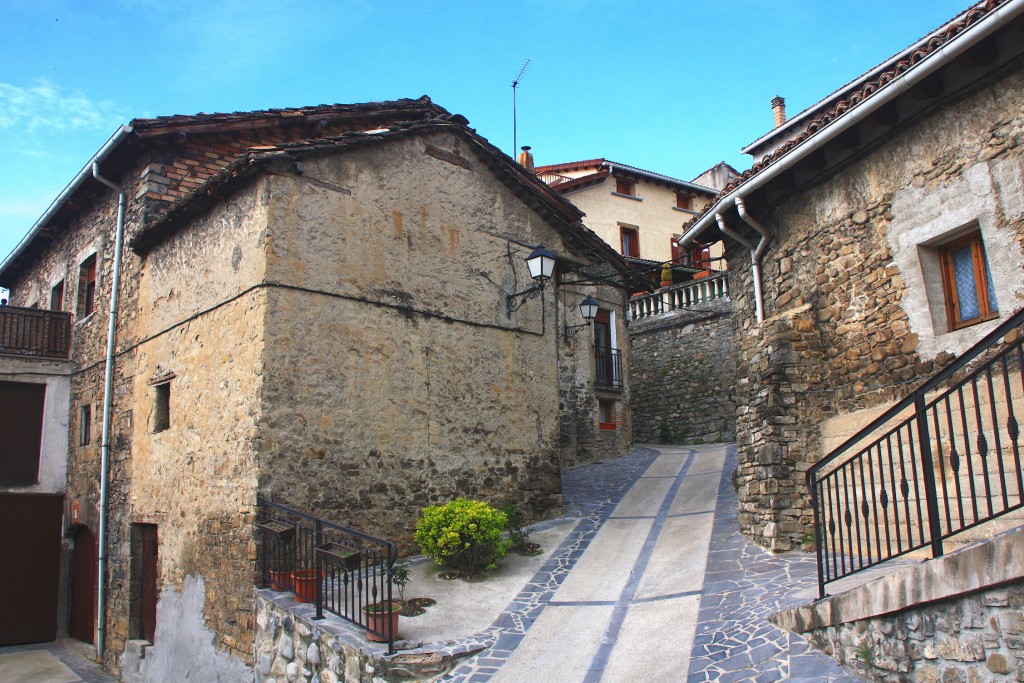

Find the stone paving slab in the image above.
[{"left": 0, "top": 640, "right": 116, "bottom": 683}]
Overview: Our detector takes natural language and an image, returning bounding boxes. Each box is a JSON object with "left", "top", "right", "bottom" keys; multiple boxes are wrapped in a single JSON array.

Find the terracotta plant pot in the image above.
[
  {"left": 362, "top": 601, "right": 402, "bottom": 642},
  {"left": 268, "top": 570, "right": 293, "bottom": 591},
  {"left": 291, "top": 569, "right": 322, "bottom": 603}
]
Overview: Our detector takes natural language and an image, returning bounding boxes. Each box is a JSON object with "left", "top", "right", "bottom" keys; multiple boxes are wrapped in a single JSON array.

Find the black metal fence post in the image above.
[
  {"left": 914, "top": 392, "right": 945, "bottom": 559},
  {"left": 315, "top": 519, "right": 324, "bottom": 620}
]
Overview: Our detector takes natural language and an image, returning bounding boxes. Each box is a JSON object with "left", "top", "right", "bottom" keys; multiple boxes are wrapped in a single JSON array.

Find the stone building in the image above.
[
  {"left": 679, "top": 0, "right": 1024, "bottom": 551},
  {"left": 0, "top": 98, "right": 633, "bottom": 673}
]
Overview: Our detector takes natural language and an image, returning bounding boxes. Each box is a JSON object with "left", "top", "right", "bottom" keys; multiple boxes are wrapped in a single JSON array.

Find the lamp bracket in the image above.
[{"left": 506, "top": 281, "right": 545, "bottom": 317}]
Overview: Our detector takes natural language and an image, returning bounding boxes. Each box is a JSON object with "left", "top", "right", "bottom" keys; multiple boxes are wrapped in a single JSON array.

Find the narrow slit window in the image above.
[
  {"left": 80, "top": 404, "right": 92, "bottom": 446},
  {"left": 78, "top": 254, "right": 97, "bottom": 319},
  {"left": 51, "top": 280, "right": 65, "bottom": 312},
  {"left": 153, "top": 382, "right": 170, "bottom": 433}
]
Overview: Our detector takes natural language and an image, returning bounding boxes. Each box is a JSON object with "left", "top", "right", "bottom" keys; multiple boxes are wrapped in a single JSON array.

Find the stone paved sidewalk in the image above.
[{"left": 437, "top": 444, "right": 865, "bottom": 682}]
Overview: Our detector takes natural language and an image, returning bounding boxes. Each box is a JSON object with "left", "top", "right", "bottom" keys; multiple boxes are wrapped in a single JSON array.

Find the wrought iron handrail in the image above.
[
  {"left": 256, "top": 497, "right": 398, "bottom": 651},
  {"left": 808, "top": 306, "right": 1024, "bottom": 597},
  {"left": 0, "top": 305, "right": 72, "bottom": 359}
]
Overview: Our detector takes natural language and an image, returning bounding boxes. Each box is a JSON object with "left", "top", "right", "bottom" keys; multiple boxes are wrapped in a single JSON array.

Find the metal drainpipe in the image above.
[
  {"left": 734, "top": 195, "right": 770, "bottom": 323},
  {"left": 714, "top": 203, "right": 769, "bottom": 324},
  {"left": 91, "top": 162, "right": 126, "bottom": 659}
]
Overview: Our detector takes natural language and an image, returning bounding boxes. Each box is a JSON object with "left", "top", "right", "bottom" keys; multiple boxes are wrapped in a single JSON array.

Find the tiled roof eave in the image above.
[{"left": 681, "top": 0, "right": 1019, "bottom": 246}]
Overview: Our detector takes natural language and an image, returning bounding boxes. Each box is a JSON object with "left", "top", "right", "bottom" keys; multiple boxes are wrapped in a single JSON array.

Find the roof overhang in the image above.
[{"left": 682, "top": 0, "right": 1024, "bottom": 247}]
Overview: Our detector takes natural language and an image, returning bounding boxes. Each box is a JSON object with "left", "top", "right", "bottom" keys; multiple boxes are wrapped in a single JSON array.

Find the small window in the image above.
[
  {"left": 671, "top": 237, "right": 683, "bottom": 264},
  {"left": 51, "top": 280, "right": 65, "bottom": 312},
  {"left": 676, "top": 192, "right": 693, "bottom": 210},
  {"left": 615, "top": 178, "right": 636, "bottom": 196},
  {"left": 939, "top": 231, "right": 998, "bottom": 331},
  {"left": 620, "top": 226, "right": 640, "bottom": 258},
  {"left": 79, "top": 404, "right": 92, "bottom": 446},
  {"left": 78, "top": 254, "right": 97, "bottom": 319},
  {"left": 153, "top": 382, "right": 170, "bottom": 433},
  {"left": 598, "top": 399, "right": 617, "bottom": 431}
]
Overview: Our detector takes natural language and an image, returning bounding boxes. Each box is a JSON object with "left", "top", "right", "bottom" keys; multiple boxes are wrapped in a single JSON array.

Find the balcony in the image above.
[
  {"left": 595, "top": 346, "right": 623, "bottom": 389},
  {"left": 0, "top": 306, "right": 72, "bottom": 359}
]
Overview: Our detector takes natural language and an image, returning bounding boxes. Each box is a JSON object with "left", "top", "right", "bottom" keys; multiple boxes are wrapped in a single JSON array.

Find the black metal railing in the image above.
[
  {"left": 256, "top": 498, "right": 398, "bottom": 651},
  {"left": 0, "top": 305, "right": 72, "bottom": 359},
  {"left": 595, "top": 346, "right": 623, "bottom": 388},
  {"left": 808, "top": 307, "right": 1024, "bottom": 598}
]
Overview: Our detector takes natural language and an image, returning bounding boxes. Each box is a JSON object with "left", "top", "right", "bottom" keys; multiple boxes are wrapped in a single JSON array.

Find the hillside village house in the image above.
[
  {"left": 0, "top": 98, "right": 634, "bottom": 674},
  {"left": 532, "top": 157, "right": 727, "bottom": 283},
  {"left": 680, "top": 0, "right": 1024, "bottom": 554}
]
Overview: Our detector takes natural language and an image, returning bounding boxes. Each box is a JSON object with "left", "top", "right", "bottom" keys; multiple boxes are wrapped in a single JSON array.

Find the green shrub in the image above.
[
  {"left": 414, "top": 498, "right": 510, "bottom": 573},
  {"left": 500, "top": 501, "right": 531, "bottom": 549},
  {"left": 658, "top": 421, "right": 672, "bottom": 444}
]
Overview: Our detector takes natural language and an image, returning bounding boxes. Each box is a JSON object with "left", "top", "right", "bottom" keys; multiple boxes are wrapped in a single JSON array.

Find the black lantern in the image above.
[
  {"left": 564, "top": 295, "right": 600, "bottom": 341},
  {"left": 526, "top": 245, "right": 556, "bottom": 281}
]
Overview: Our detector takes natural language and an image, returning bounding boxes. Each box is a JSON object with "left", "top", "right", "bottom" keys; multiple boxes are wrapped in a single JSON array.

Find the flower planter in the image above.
[
  {"left": 362, "top": 601, "right": 402, "bottom": 642},
  {"left": 255, "top": 520, "right": 296, "bottom": 544},
  {"left": 291, "top": 569, "right": 322, "bottom": 603},
  {"left": 315, "top": 542, "right": 361, "bottom": 570}
]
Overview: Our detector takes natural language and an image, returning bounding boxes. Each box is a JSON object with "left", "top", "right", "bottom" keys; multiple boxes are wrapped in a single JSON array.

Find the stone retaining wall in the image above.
[
  {"left": 773, "top": 527, "right": 1024, "bottom": 682},
  {"left": 628, "top": 298, "right": 737, "bottom": 445},
  {"left": 254, "top": 592, "right": 473, "bottom": 683}
]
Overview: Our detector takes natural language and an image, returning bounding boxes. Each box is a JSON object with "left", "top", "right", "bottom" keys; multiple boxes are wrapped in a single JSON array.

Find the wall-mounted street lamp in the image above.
[
  {"left": 507, "top": 244, "right": 556, "bottom": 316},
  {"left": 564, "top": 295, "right": 599, "bottom": 341}
]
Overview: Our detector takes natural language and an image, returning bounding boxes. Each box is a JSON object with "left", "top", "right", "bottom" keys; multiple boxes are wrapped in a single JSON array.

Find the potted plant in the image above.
[
  {"left": 660, "top": 262, "right": 673, "bottom": 288},
  {"left": 291, "top": 569, "right": 322, "bottom": 603},
  {"left": 362, "top": 600, "right": 402, "bottom": 642}
]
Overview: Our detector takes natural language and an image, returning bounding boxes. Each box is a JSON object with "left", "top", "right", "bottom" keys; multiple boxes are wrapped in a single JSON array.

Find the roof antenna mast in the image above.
[{"left": 512, "top": 59, "right": 531, "bottom": 157}]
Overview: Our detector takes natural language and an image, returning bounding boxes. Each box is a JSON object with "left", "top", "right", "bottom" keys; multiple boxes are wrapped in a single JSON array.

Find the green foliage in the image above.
[
  {"left": 500, "top": 501, "right": 531, "bottom": 549},
  {"left": 658, "top": 421, "right": 673, "bottom": 444},
  {"left": 390, "top": 559, "right": 410, "bottom": 602},
  {"left": 694, "top": 437, "right": 704, "bottom": 445},
  {"left": 855, "top": 641, "right": 873, "bottom": 663},
  {"left": 414, "top": 498, "right": 510, "bottom": 574},
  {"left": 660, "top": 262, "right": 673, "bottom": 283}
]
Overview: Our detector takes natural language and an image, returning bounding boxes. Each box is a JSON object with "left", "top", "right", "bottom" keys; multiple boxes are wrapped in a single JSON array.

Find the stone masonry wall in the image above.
[
  {"left": 805, "top": 582, "right": 1024, "bottom": 682},
  {"left": 628, "top": 298, "right": 736, "bottom": 445},
  {"left": 727, "top": 62, "right": 1024, "bottom": 552}
]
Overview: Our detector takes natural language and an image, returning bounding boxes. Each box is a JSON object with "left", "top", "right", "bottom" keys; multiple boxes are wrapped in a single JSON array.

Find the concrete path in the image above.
[
  {"left": 0, "top": 639, "right": 115, "bottom": 683},
  {"left": 438, "top": 444, "right": 865, "bottom": 682}
]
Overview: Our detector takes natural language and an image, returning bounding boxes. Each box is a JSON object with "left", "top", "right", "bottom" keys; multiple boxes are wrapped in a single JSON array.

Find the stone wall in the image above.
[
  {"left": 628, "top": 298, "right": 737, "bottom": 445},
  {"left": 726, "top": 61, "right": 1024, "bottom": 552},
  {"left": 254, "top": 593, "right": 466, "bottom": 683},
  {"left": 773, "top": 527, "right": 1024, "bottom": 682}
]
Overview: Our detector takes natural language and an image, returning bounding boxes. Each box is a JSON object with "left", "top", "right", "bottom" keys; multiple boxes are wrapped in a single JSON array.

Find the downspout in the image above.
[
  {"left": 91, "top": 162, "right": 127, "bottom": 659},
  {"left": 713, "top": 195, "right": 770, "bottom": 323}
]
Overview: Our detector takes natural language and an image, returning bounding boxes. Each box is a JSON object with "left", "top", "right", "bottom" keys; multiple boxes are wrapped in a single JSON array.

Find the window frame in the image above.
[
  {"left": 615, "top": 177, "right": 636, "bottom": 197},
  {"left": 50, "top": 279, "right": 65, "bottom": 312},
  {"left": 78, "top": 254, "right": 97, "bottom": 320},
  {"left": 598, "top": 398, "right": 617, "bottom": 431},
  {"left": 620, "top": 226, "right": 640, "bottom": 258},
  {"left": 79, "top": 404, "right": 92, "bottom": 447},
  {"left": 676, "top": 191, "right": 693, "bottom": 211},
  {"left": 938, "top": 231, "right": 999, "bottom": 331},
  {"left": 153, "top": 382, "right": 171, "bottom": 433}
]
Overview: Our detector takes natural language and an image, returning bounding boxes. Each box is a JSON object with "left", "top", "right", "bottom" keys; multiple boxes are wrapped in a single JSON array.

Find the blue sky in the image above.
[{"left": 0, "top": 0, "right": 969, "bottom": 265}]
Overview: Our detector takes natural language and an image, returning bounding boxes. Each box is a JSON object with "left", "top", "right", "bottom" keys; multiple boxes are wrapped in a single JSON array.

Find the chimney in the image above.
[
  {"left": 517, "top": 145, "right": 535, "bottom": 172},
  {"left": 771, "top": 96, "right": 787, "bottom": 128}
]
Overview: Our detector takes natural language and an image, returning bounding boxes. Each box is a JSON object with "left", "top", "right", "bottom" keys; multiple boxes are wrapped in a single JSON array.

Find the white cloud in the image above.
[{"left": 0, "top": 79, "right": 124, "bottom": 133}]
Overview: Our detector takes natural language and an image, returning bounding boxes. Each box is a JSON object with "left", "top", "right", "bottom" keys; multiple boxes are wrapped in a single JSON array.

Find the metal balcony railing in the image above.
[
  {"left": 595, "top": 346, "right": 623, "bottom": 389},
  {"left": 256, "top": 498, "right": 399, "bottom": 651},
  {"left": 0, "top": 305, "right": 72, "bottom": 359},
  {"left": 808, "top": 307, "right": 1024, "bottom": 598}
]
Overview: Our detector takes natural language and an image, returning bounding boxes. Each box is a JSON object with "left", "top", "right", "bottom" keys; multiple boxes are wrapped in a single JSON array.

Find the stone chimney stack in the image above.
[
  {"left": 517, "top": 145, "right": 535, "bottom": 172},
  {"left": 771, "top": 96, "right": 787, "bottom": 128}
]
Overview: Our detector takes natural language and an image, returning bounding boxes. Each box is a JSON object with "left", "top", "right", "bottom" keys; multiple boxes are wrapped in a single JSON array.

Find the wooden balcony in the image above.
[{"left": 0, "top": 305, "right": 72, "bottom": 359}]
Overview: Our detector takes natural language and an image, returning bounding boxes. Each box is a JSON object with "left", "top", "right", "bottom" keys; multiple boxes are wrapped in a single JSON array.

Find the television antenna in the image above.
[{"left": 512, "top": 59, "right": 530, "bottom": 157}]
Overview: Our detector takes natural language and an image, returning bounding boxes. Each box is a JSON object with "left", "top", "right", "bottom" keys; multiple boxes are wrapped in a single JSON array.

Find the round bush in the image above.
[{"left": 414, "top": 498, "right": 510, "bottom": 573}]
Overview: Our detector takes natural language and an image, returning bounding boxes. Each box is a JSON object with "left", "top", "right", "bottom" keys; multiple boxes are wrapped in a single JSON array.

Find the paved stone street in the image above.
[{"left": 438, "top": 444, "right": 864, "bottom": 682}]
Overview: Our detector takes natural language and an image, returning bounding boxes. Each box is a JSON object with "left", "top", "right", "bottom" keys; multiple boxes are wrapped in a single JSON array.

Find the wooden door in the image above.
[
  {"left": 0, "top": 381, "right": 46, "bottom": 486},
  {"left": 69, "top": 526, "right": 96, "bottom": 644},
  {"left": 0, "top": 494, "right": 63, "bottom": 644}
]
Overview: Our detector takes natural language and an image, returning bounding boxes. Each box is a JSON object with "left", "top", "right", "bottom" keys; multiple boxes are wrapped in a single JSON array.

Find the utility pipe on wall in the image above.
[
  {"left": 713, "top": 195, "right": 770, "bottom": 323},
  {"left": 91, "top": 162, "right": 126, "bottom": 658}
]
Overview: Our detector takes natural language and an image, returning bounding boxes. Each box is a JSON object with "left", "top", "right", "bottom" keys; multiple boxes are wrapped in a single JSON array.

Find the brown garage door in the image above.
[{"left": 0, "top": 494, "right": 64, "bottom": 645}]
